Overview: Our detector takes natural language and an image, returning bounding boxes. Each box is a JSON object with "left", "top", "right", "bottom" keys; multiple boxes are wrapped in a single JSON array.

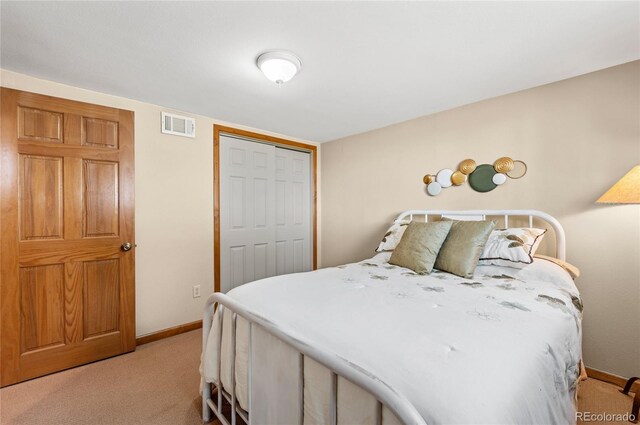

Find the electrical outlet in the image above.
[{"left": 192, "top": 285, "right": 201, "bottom": 298}]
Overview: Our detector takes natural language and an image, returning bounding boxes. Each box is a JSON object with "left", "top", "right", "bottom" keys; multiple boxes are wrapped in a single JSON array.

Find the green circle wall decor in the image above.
[{"left": 468, "top": 164, "right": 498, "bottom": 193}]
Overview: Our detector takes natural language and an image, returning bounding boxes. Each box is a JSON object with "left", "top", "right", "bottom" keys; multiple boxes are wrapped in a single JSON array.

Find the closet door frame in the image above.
[{"left": 213, "top": 125, "right": 317, "bottom": 293}]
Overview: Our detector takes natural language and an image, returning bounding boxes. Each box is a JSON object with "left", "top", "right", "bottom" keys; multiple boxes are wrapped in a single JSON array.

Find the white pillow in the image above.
[
  {"left": 478, "top": 228, "right": 546, "bottom": 268},
  {"left": 375, "top": 220, "right": 410, "bottom": 252}
]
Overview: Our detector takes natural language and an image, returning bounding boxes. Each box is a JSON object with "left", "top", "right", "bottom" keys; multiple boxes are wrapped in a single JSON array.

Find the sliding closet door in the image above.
[
  {"left": 275, "top": 148, "right": 312, "bottom": 275},
  {"left": 219, "top": 136, "right": 276, "bottom": 292}
]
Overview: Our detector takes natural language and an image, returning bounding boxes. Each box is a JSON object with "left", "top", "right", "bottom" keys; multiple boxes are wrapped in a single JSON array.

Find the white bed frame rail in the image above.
[
  {"left": 202, "top": 293, "right": 426, "bottom": 425},
  {"left": 202, "top": 210, "right": 566, "bottom": 425},
  {"left": 396, "top": 209, "right": 566, "bottom": 261}
]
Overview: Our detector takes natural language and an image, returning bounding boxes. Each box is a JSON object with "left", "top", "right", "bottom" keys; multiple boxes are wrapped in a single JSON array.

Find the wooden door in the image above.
[
  {"left": 219, "top": 135, "right": 276, "bottom": 292},
  {"left": 274, "top": 147, "right": 312, "bottom": 275},
  {"left": 0, "top": 88, "right": 135, "bottom": 386}
]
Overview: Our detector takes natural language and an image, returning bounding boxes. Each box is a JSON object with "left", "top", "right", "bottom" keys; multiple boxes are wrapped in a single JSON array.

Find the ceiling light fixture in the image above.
[{"left": 256, "top": 51, "right": 302, "bottom": 87}]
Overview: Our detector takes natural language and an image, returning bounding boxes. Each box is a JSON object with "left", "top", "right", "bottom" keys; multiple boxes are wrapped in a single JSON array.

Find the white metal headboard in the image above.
[{"left": 394, "top": 209, "right": 566, "bottom": 261}]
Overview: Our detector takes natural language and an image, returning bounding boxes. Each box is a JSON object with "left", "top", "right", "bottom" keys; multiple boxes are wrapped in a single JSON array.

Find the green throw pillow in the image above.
[
  {"left": 389, "top": 221, "right": 453, "bottom": 274},
  {"left": 434, "top": 219, "right": 496, "bottom": 278}
]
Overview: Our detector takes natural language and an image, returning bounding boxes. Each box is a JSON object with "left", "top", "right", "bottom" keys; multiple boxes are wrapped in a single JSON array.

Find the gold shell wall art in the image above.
[
  {"left": 450, "top": 171, "right": 467, "bottom": 186},
  {"left": 423, "top": 174, "right": 435, "bottom": 185},
  {"left": 493, "top": 157, "right": 514, "bottom": 173},
  {"left": 458, "top": 159, "right": 477, "bottom": 175},
  {"left": 423, "top": 156, "right": 527, "bottom": 196}
]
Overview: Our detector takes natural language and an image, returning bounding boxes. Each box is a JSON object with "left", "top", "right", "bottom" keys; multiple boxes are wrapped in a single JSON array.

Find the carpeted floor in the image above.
[
  {"left": 576, "top": 378, "right": 637, "bottom": 425},
  {"left": 0, "top": 329, "right": 636, "bottom": 425},
  {"left": 1, "top": 330, "right": 204, "bottom": 425}
]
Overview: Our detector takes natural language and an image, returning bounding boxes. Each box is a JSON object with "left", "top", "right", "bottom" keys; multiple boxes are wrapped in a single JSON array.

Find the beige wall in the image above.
[
  {"left": 321, "top": 61, "right": 640, "bottom": 378},
  {"left": 1, "top": 69, "right": 320, "bottom": 338}
]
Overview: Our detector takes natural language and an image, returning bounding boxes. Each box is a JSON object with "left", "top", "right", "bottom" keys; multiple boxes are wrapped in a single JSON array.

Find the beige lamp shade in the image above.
[{"left": 596, "top": 165, "right": 640, "bottom": 204}]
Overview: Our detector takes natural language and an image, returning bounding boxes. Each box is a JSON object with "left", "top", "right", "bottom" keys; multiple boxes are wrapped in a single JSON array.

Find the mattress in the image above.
[{"left": 202, "top": 252, "right": 583, "bottom": 424}]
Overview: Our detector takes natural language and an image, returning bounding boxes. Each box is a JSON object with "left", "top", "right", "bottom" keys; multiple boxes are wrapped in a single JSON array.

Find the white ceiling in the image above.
[{"left": 1, "top": 2, "right": 639, "bottom": 142}]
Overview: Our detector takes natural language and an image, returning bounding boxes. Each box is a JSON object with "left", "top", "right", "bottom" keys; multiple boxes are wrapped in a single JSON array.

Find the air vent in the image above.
[{"left": 161, "top": 112, "right": 195, "bottom": 138}]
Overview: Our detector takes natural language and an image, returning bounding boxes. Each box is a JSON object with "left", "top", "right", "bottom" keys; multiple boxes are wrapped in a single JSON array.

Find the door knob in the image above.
[{"left": 121, "top": 242, "right": 132, "bottom": 252}]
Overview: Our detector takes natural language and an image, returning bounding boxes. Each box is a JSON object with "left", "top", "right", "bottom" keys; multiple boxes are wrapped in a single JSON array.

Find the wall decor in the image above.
[
  {"left": 424, "top": 157, "right": 527, "bottom": 196},
  {"left": 468, "top": 164, "right": 497, "bottom": 193},
  {"left": 436, "top": 168, "right": 454, "bottom": 188},
  {"left": 492, "top": 173, "right": 507, "bottom": 185},
  {"left": 506, "top": 160, "right": 527, "bottom": 179},
  {"left": 493, "top": 157, "right": 514, "bottom": 173},
  {"left": 459, "top": 159, "right": 477, "bottom": 175},
  {"left": 451, "top": 171, "right": 467, "bottom": 186},
  {"left": 426, "top": 182, "right": 442, "bottom": 196}
]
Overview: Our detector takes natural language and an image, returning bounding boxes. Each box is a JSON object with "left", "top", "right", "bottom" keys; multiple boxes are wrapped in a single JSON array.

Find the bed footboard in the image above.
[{"left": 202, "top": 293, "right": 426, "bottom": 425}]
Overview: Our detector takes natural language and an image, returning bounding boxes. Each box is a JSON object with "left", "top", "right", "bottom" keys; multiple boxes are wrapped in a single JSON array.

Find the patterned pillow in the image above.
[
  {"left": 375, "top": 220, "right": 410, "bottom": 252},
  {"left": 478, "top": 228, "right": 547, "bottom": 268}
]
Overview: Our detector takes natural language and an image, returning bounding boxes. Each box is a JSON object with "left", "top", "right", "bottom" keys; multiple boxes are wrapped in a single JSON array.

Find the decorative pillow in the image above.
[
  {"left": 375, "top": 220, "right": 410, "bottom": 252},
  {"left": 478, "top": 228, "right": 547, "bottom": 268},
  {"left": 434, "top": 220, "right": 496, "bottom": 278},
  {"left": 389, "top": 221, "right": 453, "bottom": 274}
]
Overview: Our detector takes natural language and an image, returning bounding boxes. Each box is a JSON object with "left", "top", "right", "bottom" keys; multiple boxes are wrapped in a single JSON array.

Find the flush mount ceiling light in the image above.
[{"left": 256, "top": 51, "right": 302, "bottom": 86}]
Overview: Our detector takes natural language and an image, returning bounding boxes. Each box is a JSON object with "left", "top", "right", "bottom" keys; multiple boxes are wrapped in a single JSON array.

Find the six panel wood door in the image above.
[{"left": 0, "top": 88, "right": 135, "bottom": 386}]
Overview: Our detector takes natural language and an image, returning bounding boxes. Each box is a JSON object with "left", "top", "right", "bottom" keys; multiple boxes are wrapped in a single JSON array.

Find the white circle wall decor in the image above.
[
  {"left": 492, "top": 173, "right": 507, "bottom": 185},
  {"left": 427, "top": 182, "right": 442, "bottom": 196},
  {"left": 436, "top": 169, "right": 454, "bottom": 188}
]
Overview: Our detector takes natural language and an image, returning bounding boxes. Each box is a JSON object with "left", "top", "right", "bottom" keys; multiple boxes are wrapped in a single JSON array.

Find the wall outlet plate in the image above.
[{"left": 192, "top": 285, "right": 201, "bottom": 298}]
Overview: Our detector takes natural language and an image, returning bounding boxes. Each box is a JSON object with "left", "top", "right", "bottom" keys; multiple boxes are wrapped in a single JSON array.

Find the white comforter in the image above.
[{"left": 203, "top": 253, "right": 582, "bottom": 425}]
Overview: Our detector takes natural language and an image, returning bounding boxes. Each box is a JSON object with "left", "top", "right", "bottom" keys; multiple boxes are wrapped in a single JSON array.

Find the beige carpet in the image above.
[
  {"left": 1, "top": 329, "right": 636, "bottom": 425},
  {"left": 577, "top": 378, "right": 637, "bottom": 425},
  {"left": 1, "top": 330, "right": 204, "bottom": 425}
]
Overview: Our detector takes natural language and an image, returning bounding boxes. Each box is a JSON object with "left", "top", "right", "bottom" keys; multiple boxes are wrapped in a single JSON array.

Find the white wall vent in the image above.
[{"left": 161, "top": 112, "right": 196, "bottom": 138}]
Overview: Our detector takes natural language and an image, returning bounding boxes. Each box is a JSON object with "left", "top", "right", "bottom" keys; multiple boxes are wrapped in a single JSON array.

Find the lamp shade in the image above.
[{"left": 596, "top": 165, "right": 640, "bottom": 204}]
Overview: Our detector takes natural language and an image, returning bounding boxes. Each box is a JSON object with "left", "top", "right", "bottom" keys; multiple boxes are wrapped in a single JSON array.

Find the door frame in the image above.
[{"left": 213, "top": 125, "right": 317, "bottom": 293}]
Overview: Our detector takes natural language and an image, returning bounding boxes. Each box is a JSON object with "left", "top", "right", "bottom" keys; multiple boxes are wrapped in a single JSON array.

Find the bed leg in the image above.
[
  {"left": 203, "top": 382, "right": 212, "bottom": 423},
  {"left": 217, "top": 306, "right": 225, "bottom": 415},
  {"left": 230, "top": 313, "right": 237, "bottom": 425},
  {"left": 202, "top": 296, "right": 216, "bottom": 423}
]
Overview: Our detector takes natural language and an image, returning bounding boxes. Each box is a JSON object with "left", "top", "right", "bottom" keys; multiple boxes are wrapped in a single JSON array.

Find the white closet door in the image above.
[
  {"left": 275, "top": 147, "right": 312, "bottom": 275},
  {"left": 220, "top": 136, "right": 276, "bottom": 292}
]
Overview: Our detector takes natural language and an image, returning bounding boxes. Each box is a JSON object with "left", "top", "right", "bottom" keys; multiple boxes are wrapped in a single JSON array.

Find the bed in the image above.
[{"left": 201, "top": 210, "right": 583, "bottom": 425}]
